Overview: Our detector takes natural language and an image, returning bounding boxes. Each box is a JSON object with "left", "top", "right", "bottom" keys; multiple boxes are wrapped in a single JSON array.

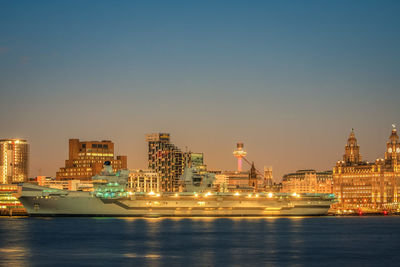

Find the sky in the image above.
[{"left": 1, "top": 0, "right": 400, "bottom": 181}]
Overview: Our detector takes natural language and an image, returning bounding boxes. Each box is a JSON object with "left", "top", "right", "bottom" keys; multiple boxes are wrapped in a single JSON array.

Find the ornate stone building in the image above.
[
  {"left": 128, "top": 169, "right": 160, "bottom": 193},
  {"left": 333, "top": 127, "right": 400, "bottom": 213},
  {"left": 281, "top": 169, "right": 333, "bottom": 194}
]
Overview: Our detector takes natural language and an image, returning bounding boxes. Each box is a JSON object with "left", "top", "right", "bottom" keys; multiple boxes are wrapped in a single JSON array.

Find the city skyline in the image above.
[
  {"left": 0, "top": 127, "right": 398, "bottom": 181},
  {"left": 1, "top": 1, "right": 400, "bottom": 179},
  {"left": 2, "top": 2, "right": 400, "bottom": 266}
]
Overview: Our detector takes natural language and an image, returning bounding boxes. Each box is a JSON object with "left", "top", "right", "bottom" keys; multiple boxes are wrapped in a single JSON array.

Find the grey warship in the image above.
[{"left": 18, "top": 162, "right": 335, "bottom": 217}]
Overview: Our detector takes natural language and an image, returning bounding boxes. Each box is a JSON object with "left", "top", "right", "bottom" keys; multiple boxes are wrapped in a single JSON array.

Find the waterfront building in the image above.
[
  {"left": 225, "top": 171, "right": 254, "bottom": 192},
  {"left": 333, "top": 127, "right": 400, "bottom": 213},
  {"left": 213, "top": 173, "right": 229, "bottom": 192},
  {"left": 36, "top": 176, "right": 93, "bottom": 191},
  {"left": 56, "top": 139, "right": 127, "bottom": 181},
  {"left": 249, "top": 163, "right": 258, "bottom": 189},
  {"left": 216, "top": 170, "right": 256, "bottom": 193},
  {"left": 214, "top": 163, "right": 271, "bottom": 193},
  {"left": 271, "top": 182, "right": 283, "bottom": 193},
  {"left": 0, "top": 139, "right": 29, "bottom": 184},
  {"left": 281, "top": 169, "right": 333, "bottom": 194},
  {"left": 264, "top": 166, "right": 274, "bottom": 187},
  {"left": 128, "top": 169, "right": 160, "bottom": 193},
  {"left": 146, "top": 133, "right": 187, "bottom": 192},
  {"left": 0, "top": 184, "right": 25, "bottom": 215}
]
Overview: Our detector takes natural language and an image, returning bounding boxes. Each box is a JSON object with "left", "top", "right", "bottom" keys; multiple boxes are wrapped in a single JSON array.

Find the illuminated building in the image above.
[
  {"left": 128, "top": 169, "right": 160, "bottom": 193},
  {"left": 0, "top": 139, "right": 29, "bottom": 184},
  {"left": 249, "top": 162, "right": 258, "bottom": 190},
  {"left": 214, "top": 163, "right": 271, "bottom": 193},
  {"left": 333, "top": 127, "right": 400, "bottom": 213},
  {"left": 281, "top": 169, "right": 333, "bottom": 194},
  {"left": 56, "top": 139, "right": 127, "bottom": 181},
  {"left": 225, "top": 171, "right": 253, "bottom": 192},
  {"left": 233, "top": 142, "right": 247, "bottom": 172},
  {"left": 0, "top": 184, "right": 26, "bottom": 215},
  {"left": 36, "top": 176, "right": 93, "bottom": 191},
  {"left": 146, "top": 133, "right": 187, "bottom": 192},
  {"left": 213, "top": 173, "right": 229, "bottom": 192},
  {"left": 231, "top": 144, "right": 274, "bottom": 192},
  {"left": 218, "top": 169, "right": 259, "bottom": 193},
  {"left": 264, "top": 166, "right": 274, "bottom": 187}
]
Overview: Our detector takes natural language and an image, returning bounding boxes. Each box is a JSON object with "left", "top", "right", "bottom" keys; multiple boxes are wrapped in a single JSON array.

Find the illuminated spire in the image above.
[
  {"left": 347, "top": 128, "right": 357, "bottom": 146},
  {"left": 343, "top": 129, "right": 361, "bottom": 165},
  {"left": 385, "top": 125, "right": 400, "bottom": 163},
  {"left": 389, "top": 124, "right": 399, "bottom": 144}
]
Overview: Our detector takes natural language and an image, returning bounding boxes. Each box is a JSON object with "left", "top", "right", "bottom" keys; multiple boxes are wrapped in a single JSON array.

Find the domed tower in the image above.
[
  {"left": 343, "top": 129, "right": 362, "bottom": 165},
  {"left": 385, "top": 125, "right": 400, "bottom": 165}
]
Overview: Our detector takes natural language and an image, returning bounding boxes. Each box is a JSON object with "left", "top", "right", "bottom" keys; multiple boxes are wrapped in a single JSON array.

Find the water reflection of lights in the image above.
[
  {"left": 124, "top": 253, "right": 161, "bottom": 258},
  {"left": 0, "top": 219, "right": 31, "bottom": 266}
]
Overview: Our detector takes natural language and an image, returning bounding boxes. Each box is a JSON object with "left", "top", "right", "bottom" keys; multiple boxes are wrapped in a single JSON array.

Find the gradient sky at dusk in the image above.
[{"left": 1, "top": 1, "right": 400, "bottom": 180}]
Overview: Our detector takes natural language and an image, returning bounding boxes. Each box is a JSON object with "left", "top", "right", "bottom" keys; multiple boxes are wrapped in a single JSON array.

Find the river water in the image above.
[{"left": 0, "top": 216, "right": 399, "bottom": 266}]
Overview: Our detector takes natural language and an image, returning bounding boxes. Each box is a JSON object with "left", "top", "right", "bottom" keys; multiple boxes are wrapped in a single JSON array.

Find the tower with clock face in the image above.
[
  {"left": 343, "top": 129, "right": 362, "bottom": 165},
  {"left": 385, "top": 126, "right": 400, "bottom": 165}
]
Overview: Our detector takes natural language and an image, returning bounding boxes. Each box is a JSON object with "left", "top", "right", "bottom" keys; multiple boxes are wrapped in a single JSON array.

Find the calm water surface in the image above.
[{"left": 1, "top": 216, "right": 400, "bottom": 266}]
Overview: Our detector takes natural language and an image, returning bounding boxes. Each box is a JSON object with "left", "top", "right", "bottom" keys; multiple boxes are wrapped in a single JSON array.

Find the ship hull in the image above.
[{"left": 19, "top": 193, "right": 332, "bottom": 217}]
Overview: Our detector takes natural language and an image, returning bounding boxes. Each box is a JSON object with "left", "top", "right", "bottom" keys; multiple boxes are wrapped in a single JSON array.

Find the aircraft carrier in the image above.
[{"left": 18, "top": 163, "right": 335, "bottom": 217}]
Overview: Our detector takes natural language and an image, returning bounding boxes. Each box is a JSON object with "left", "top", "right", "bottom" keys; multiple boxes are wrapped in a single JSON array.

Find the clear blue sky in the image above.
[{"left": 1, "top": 0, "right": 399, "bottom": 180}]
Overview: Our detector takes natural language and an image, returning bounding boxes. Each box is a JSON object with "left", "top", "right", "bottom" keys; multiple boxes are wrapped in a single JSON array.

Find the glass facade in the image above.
[{"left": 0, "top": 139, "right": 29, "bottom": 184}]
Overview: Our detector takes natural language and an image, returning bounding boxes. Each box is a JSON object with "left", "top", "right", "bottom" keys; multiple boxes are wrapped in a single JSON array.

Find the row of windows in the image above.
[
  {"left": 82, "top": 144, "right": 109, "bottom": 149},
  {"left": 60, "top": 172, "right": 92, "bottom": 177}
]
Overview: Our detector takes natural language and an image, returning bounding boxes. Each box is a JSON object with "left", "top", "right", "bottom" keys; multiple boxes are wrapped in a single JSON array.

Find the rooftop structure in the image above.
[{"left": 233, "top": 142, "right": 247, "bottom": 172}]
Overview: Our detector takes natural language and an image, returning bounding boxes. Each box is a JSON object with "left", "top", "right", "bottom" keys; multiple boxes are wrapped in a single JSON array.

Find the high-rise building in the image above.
[
  {"left": 146, "top": 133, "right": 187, "bottom": 192},
  {"left": 281, "top": 169, "right": 333, "bottom": 194},
  {"left": 56, "top": 139, "right": 127, "bottom": 181},
  {"left": 333, "top": 127, "right": 400, "bottom": 213},
  {"left": 0, "top": 139, "right": 29, "bottom": 184}
]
